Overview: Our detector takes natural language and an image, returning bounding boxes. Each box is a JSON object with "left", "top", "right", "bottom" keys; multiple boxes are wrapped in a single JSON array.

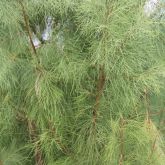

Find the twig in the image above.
[
  {"left": 18, "top": 2, "right": 43, "bottom": 163},
  {"left": 49, "top": 122, "right": 70, "bottom": 155},
  {"left": 15, "top": 110, "right": 44, "bottom": 165},
  {"left": 144, "top": 88, "right": 151, "bottom": 125},
  {"left": 149, "top": 134, "right": 158, "bottom": 159},
  {"left": 92, "top": 65, "right": 106, "bottom": 126},
  {"left": 28, "top": 120, "right": 44, "bottom": 165},
  {"left": 19, "top": 0, "right": 40, "bottom": 64}
]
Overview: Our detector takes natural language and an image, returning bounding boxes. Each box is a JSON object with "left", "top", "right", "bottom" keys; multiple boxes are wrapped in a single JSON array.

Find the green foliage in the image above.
[{"left": 0, "top": 0, "right": 165, "bottom": 164}]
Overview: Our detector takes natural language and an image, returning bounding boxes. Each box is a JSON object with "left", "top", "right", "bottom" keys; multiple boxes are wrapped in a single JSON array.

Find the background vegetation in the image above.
[{"left": 0, "top": 0, "right": 164, "bottom": 164}]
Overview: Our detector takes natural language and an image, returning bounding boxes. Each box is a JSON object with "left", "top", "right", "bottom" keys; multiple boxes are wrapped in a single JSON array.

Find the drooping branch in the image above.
[{"left": 92, "top": 65, "right": 106, "bottom": 126}]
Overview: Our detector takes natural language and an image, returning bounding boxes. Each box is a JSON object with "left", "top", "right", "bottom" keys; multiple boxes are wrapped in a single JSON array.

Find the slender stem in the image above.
[
  {"left": 92, "top": 65, "right": 106, "bottom": 126},
  {"left": 144, "top": 89, "right": 151, "bottom": 125},
  {"left": 28, "top": 120, "right": 44, "bottom": 165},
  {"left": 19, "top": 0, "right": 40, "bottom": 65},
  {"left": 149, "top": 135, "right": 158, "bottom": 159},
  {"left": 49, "top": 122, "right": 70, "bottom": 155},
  {"left": 18, "top": 2, "right": 43, "bottom": 163},
  {"left": 91, "top": 0, "right": 110, "bottom": 127}
]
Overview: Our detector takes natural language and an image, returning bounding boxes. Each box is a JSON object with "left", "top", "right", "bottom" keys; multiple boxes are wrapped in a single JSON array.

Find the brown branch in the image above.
[
  {"left": 119, "top": 117, "right": 125, "bottom": 165},
  {"left": 15, "top": 110, "right": 43, "bottom": 165},
  {"left": 19, "top": 0, "right": 40, "bottom": 64},
  {"left": 18, "top": 2, "right": 43, "bottom": 163},
  {"left": 49, "top": 122, "right": 70, "bottom": 155},
  {"left": 28, "top": 120, "right": 44, "bottom": 165},
  {"left": 149, "top": 135, "right": 158, "bottom": 159},
  {"left": 92, "top": 65, "right": 106, "bottom": 126},
  {"left": 143, "top": 89, "right": 162, "bottom": 163},
  {"left": 144, "top": 89, "right": 151, "bottom": 125}
]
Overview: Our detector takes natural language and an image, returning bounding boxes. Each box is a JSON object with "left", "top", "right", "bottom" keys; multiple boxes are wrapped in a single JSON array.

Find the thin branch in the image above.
[
  {"left": 19, "top": 0, "right": 40, "bottom": 64},
  {"left": 18, "top": 2, "right": 43, "bottom": 163},
  {"left": 15, "top": 110, "right": 44, "bottom": 165},
  {"left": 28, "top": 120, "right": 44, "bottom": 165},
  {"left": 92, "top": 65, "right": 106, "bottom": 126},
  {"left": 49, "top": 121, "right": 71, "bottom": 155},
  {"left": 144, "top": 88, "right": 151, "bottom": 125},
  {"left": 149, "top": 134, "right": 158, "bottom": 159}
]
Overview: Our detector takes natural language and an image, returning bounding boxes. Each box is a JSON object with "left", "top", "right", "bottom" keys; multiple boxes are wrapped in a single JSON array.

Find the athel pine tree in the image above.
[{"left": 0, "top": 0, "right": 165, "bottom": 165}]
